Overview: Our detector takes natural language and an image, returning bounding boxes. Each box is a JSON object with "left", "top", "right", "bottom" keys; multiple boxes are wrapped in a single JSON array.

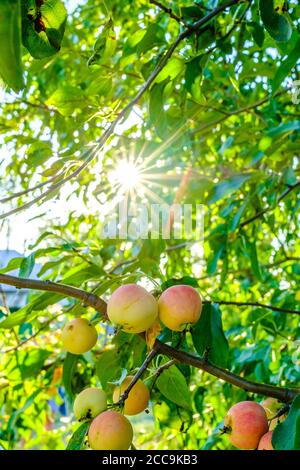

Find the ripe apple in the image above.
[
  {"left": 258, "top": 431, "right": 274, "bottom": 450},
  {"left": 107, "top": 284, "right": 158, "bottom": 334},
  {"left": 73, "top": 388, "right": 107, "bottom": 421},
  {"left": 113, "top": 376, "right": 150, "bottom": 415},
  {"left": 88, "top": 410, "right": 133, "bottom": 450},
  {"left": 61, "top": 318, "right": 97, "bottom": 354},
  {"left": 158, "top": 284, "right": 202, "bottom": 331},
  {"left": 224, "top": 401, "right": 269, "bottom": 450}
]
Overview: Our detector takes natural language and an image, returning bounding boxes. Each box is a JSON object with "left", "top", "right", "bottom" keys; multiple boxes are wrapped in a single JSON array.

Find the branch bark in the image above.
[
  {"left": 155, "top": 340, "right": 300, "bottom": 403},
  {"left": 0, "top": 273, "right": 108, "bottom": 319}
]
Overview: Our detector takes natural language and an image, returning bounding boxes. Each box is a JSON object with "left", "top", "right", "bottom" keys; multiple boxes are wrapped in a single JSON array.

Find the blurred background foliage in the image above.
[{"left": 0, "top": 0, "right": 299, "bottom": 450}]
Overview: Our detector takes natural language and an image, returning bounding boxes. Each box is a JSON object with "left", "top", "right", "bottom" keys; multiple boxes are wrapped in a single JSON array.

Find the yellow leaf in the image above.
[{"left": 146, "top": 321, "right": 161, "bottom": 350}]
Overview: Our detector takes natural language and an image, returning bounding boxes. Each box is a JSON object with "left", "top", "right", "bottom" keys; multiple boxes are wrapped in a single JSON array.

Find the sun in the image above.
[{"left": 111, "top": 160, "right": 141, "bottom": 192}]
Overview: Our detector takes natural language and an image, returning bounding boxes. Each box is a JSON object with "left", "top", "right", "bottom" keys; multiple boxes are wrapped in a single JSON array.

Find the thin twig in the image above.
[
  {"left": 240, "top": 180, "right": 300, "bottom": 228},
  {"left": 118, "top": 347, "right": 159, "bottom": 405},
  {"left": 203, "top": 299, "right": 300, "bottom": 316},
  {"left": 150, "top": 0, "right": 183, "bottom": 24},
  {"left": 0, "top": 0, "right": 240, "bottom": 220}
]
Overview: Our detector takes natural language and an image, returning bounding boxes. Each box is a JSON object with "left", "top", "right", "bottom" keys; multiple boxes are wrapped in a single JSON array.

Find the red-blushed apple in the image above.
[
  {"left": 258, "top": 431, "right": 274, "bottom": 450},
  {"left": 107, "top": 284, "right": 158, "bottom": 334},
  {"left": 158, "top": 284, "right": 202, "bottom": 331},
  {"left": 61, "top": 318, "right": 97, "bottom": 354},
  {"left": 88, "top": 410, "right": 133, "bottom": 450},
  {"left": 113, "top": 376, "right": 150, "bottom": 415},
  {"left": 73, "top": 388, "right": 107, "bottom": 421},
  {"left": 224, "top": 401, "right": 269, "bottom": 450}
]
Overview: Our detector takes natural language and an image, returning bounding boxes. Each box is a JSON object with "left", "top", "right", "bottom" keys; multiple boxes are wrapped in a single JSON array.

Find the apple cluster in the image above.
[
  {"left": 60, "top": 283, "right": 202, "bottom": 449},
  {"left": 73, "top": 376, "right": 149, "bottom": 450},
  {"left": 60, "top": 283, "right": 285, "bottom": 450}
]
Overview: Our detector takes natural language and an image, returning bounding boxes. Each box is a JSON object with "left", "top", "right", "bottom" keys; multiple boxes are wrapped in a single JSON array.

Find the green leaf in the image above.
[
  {"left": 19, "top": 253, "right": 35, "bottom": 278},
  {"left": 7, "top": 389, "right": 41, "bottom": 432},
  {"left": 229, "top": 199, "right": 248, "bottom": 232},
  {"left": 66, "top": 422, "right": 90, "bottom": 450},
  {"left": 273, "top": 394, "right": 300, "bottom": 450},
  {"left": 208, "top": 174, "right": 251, "bottom": 204},
  {"left": 161, "top": 276, "right": 199, "bottom": 291},
  {"left": 185, "top": 55, "right": 207, "bottom": 102},
  {"left": 249, "top": 240, "right": 263, "bottom": 281},
  {"left": 156, "top": 365, "right": 192, "bottom": 410},
  {"left": 26, "top": 141, "right": 53, "bottom": 167},
  {"left": 46, "top": 85, "right": 87, "bottom": 116},
  {"left": 0, "top": 0, "right": 24, "bottom": 91},
  {"left": 268, "top": 121, "right": 300, "bottom": 138},
  {"left": 20, "top": 348, "right": 51, "bottom": 379},
  {"left": 96, "top": 350, "right": 122, "bottom": 390},
  {"left": 0, "top": 257, "right": 23, "bottom": 274},
  {"left": 0, "top": 292, "right": 62, "bottom": 328},
  {"left": 149, "top": 81, "right": 169, "bottom": 137},
  {"left": 21, "top": 0, "right": 67, "bottom": 59},
  {"left": 272, "top": 38, "right": 300, "bottom": 93},
  {"left": 87, "top": 18, "right": 116, "bottom": 66},
  {"left": 156, "top": 58, "right": 184, "bottom": 83},
  {"left": 191, "top": 303, "right": 229, "bottom": 368},
  {"left": 259, "top": 0, "right": 292, "bottom": 42},
  {"left": 63, "top": 353, "right": 79, "bottom": 405},
  {"left": 135, "top": 24, "right": 165, "bottom": 55},
  {"left": 247, "top": 22, "right": 265, "bottom": 48}
]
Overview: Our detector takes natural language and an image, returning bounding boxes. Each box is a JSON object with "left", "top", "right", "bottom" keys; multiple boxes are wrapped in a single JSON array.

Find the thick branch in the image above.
[
  {"left": 0, "top": 273, "right": 108, "bottom": 319},
  {"left": 155, "top": 340, "right": 300, "bottom": 403}
]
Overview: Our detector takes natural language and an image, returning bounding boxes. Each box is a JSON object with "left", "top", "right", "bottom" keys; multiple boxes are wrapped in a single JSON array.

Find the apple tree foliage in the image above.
[{"left": 0, "top": 0, "right": 299, "bottom": 450}]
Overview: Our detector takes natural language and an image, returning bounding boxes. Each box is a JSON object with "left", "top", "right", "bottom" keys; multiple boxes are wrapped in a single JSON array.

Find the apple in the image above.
[
  {"left": 107, "top": 284, "right": 158, "bottom": 334},
  {"left": 88, "top": 410, "right": 133, "bottom": 450},
  {"left": 224, "top": 401, "right": 269, "bottom": 450},
  {"left": 158, "top": 284, "right": 202, "bottom": 331},
  {"left": 113, "top": 376, "right": 150, "bottom": 415},
  {"left": 257, "top": 431, "right": 274, "bottom": 450},
  {"left": 73, "top": 388, "right": 107, "bottom": 421},
  {"left": 61, "top": 318, "right": 98, "bottom": 354}
]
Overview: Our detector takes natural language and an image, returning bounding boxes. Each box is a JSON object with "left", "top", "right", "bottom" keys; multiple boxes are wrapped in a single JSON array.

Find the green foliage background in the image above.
[{"left": 0, "top": 0, "right": 299, "bottom": 450}]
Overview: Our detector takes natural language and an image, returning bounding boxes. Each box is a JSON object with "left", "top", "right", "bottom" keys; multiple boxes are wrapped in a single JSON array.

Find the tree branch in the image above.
[
  {"left": 0, "top": 0, "right": 240, "bottom": 220},
  {"left": 118, "top": 346, "right": 160, "bottom": 405},
  {"left": 150, "top": 0, "right": 183, "bottom": 24},
  {"left": 191, "top": 88, "right": 290, "bottom": 136},
  {"left": 155, "top": 340, "right": 300, "bottom": 403},
  {"left": 0, "top": 272, "right": 298, "bottom": 403},
  {"left": 0, "top": 172, "right": 63, "bottom": 204},
  {"left": 203, "top": 299, "right": 300, "bottom": 316},
  {"left": 0, "top": 273, "right": 108, "bottom": 319},
  {"left": 240, "top": 180, "right": 300, "bottom": 228}
]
